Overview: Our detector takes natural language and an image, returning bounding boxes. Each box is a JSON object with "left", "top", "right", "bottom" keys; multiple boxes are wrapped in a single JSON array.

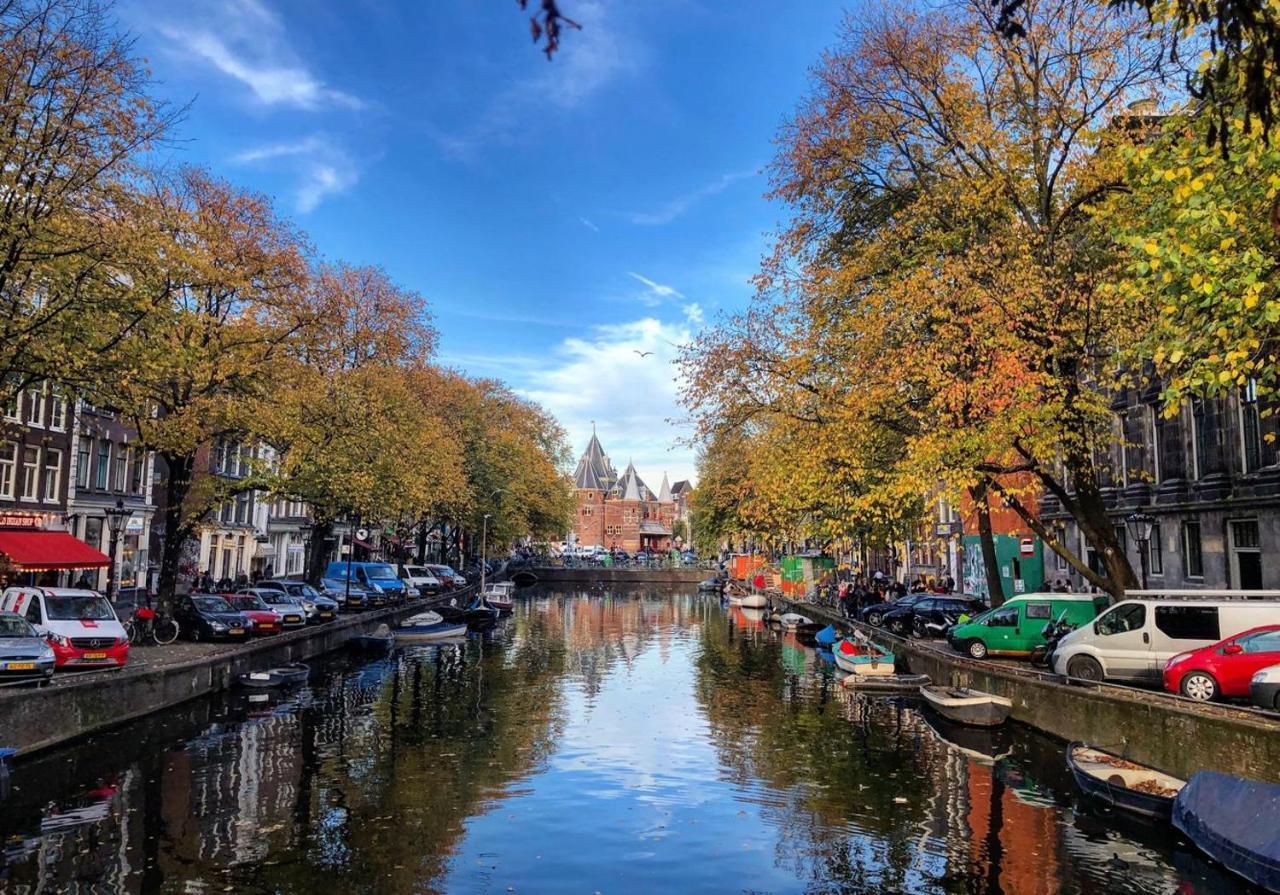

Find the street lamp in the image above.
[
  {"left": 1125, "top": 511, "right": 1156, "bottom": 590},
  {"left": 103, "top": 499, "right": 133, "bottom": 602},
  {"left": 480, "top": 513, "right": 492, "bottom": 594}
]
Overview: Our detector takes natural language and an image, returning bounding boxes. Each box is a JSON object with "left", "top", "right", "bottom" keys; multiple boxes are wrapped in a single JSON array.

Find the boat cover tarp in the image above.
[
  {"left": 815, "top": 625, "right": 839, "bottom": 647},
  {"left": 1172, "top": 771, "right": 1280, "bottom": 893}
]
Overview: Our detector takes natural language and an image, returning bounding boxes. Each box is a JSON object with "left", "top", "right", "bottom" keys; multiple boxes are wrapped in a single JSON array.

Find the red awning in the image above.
[{"left": 0, "top": 530, "right": 111, "bottom": 571}]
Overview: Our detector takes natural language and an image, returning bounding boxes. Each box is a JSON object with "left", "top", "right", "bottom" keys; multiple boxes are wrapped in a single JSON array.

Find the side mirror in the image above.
[{"left": 1223, "top": 643, "right": 1244, "bottom": 656}]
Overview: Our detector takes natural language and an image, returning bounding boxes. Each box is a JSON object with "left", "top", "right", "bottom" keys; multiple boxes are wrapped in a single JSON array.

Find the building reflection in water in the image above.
[{"left": 0, "top": 589, "right": 1246, "bottom": 894}]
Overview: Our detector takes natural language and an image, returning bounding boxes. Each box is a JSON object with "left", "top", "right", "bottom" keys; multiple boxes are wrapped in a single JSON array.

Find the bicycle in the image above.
[{"left": 124, "top": 606, "right": 180, "bottom": 646}]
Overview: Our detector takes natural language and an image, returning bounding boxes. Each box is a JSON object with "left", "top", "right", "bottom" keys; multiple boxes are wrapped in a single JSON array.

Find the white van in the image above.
[
  {"left": 400, "top": 565, "right": 442, "bottom": 596},
  {"left": 1052, "top": 590, "right": 1280, "bottom": 684},
  {"left": 0, "top": 587, "right": 130, "bottom": 668}
]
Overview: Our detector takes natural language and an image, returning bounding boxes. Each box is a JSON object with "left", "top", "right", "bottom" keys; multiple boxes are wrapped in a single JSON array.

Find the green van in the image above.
[{"left": 946, "top": 593, "right": 1110, "bottom": 660}]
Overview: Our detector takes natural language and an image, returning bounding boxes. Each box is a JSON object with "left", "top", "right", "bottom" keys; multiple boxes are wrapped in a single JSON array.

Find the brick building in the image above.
[{"left": 570, "top": 430, "right": 675, "bottom": 553}]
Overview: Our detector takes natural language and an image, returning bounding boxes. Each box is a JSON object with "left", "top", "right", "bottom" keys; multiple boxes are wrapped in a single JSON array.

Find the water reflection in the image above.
[{"left": 0, "top": 587, "right": 1255, "bottom": 893}]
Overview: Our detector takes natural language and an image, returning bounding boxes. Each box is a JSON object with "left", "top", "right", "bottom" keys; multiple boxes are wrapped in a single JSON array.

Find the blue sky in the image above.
[{"left": 124, "top": 0, "right": 848, "bottom": 485}]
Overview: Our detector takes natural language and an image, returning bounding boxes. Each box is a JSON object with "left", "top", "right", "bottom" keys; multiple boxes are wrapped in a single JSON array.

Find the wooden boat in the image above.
[
  {"left": 1173, "top": 771, "right": 1280, "bottom": 893},
  {"left": 236, "top": 662, "right": 310, "bottom": 688},
  {"left": 480, "top": 581, "right": 516, "bottom": 613},
  {"left": 1067, "top": 743, "right": 1185, "bottom": 821},
  {"left": 777, "top": 612, "right": 813, "bottom": 631},
  {"left": 739, "top": 593, "right": 768, "bottom": 609},
  {"left": 832, "top": 638, "right": 896, "bottom": 676},
  {"left": 840, "top": 672, "right": 930, "bottom": 693},
  {"left": 919, "top": 685, "right": 1012, "bottom": 727},
  {"left": 395, "top": 611, "right": 469, "bottom": 642}
]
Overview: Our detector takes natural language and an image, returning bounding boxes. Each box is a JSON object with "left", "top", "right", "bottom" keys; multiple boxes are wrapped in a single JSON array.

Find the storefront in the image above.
[{"left": 0, "top": 515, "right": 111, "bottom": 588}]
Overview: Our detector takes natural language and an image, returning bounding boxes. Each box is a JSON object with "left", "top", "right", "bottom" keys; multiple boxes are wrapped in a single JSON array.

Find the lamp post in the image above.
[
  {"left": 480, "top": 513, "right": 491, "bottom": 594},
  {"left": 102, "top": 499, "right": 133, "bottom": 602},
  {"left": 1124, "top": 511, "right": 1156, "bottom": 591}
]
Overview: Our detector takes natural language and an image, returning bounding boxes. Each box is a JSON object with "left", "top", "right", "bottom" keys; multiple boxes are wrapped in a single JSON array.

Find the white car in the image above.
[
  {"left": 1252, "top": 664, "right": 1280, "bottom": 712},
  {"left": 0, "top": 587, "right": 130, "bottom": 668},
  {"left": 401, "top": 565, "right": 443, "bottom": 596},
  {"left": 237, "top": 588, "right": 307, "bottom": 628}
]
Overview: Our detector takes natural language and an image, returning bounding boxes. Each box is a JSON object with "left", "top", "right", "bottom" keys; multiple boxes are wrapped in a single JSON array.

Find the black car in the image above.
[
  {"left": 174, "top": 595, "right": 252, "bottom": 642},
  {"left": 860, "top": 592, "right": 930, "bottom": 628},
  {"left": 882, "top": 596, "right": 987, "bottom": 638}
]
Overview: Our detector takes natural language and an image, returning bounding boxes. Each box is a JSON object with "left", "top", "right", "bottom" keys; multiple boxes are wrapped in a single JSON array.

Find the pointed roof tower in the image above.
[
  {"left": 657, "top": 473, "right": 672, "bottom": 503},
  {"left": 573, "top": 424, "right": 618, "bottom": 490}
]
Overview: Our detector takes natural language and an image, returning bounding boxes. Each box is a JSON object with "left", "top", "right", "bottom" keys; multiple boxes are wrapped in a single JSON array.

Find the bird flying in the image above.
[{"left": 633, "top": 350, "right": 653, "bottom": 358}]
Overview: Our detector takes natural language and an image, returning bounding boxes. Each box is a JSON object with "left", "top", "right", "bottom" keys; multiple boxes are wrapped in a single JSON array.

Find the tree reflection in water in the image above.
[{"left": 0, "top": 588, "right": 1252, "bottom": 894}]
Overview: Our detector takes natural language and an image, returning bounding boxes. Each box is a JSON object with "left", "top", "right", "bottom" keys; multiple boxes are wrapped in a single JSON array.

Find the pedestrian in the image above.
[
  {"left": 944, "top": 574, "right": 955, "bottom": 594},
  {"left": 74, "top": 572, "right": 92, "bottom": 590}
]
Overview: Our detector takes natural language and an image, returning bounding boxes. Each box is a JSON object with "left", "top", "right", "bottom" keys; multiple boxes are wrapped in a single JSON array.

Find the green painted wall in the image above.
[{"left": 961, "top": 534, "right": 1044, "bottom": 599}]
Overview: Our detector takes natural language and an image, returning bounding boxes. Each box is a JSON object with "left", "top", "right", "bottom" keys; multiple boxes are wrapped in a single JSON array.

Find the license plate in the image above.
[
  {"left": 286, "top": 616, "right": 301, "bottom": 623},
  {"left": 5, "top": 662, "right": 34, "bottom": 671},
  {"left": 84, "top": 652, "right": 107, "bottom": 660},
  {"left": 320, "top": 611, "right": 333, "bottom": 618},
  {"left": 260, "top": 624, "right": 275, "bottom": 630},
  {"left": 229, "top": 628, "right": 244, "bottom": 635}
]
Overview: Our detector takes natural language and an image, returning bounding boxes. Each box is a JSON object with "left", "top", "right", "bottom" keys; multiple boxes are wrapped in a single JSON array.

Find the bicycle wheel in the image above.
[
  {"left": 152, "top": 616, "right": 180, "bottom": 645},
  {"left": 124, "top": 618, "right": 140, "bottom": 645}
]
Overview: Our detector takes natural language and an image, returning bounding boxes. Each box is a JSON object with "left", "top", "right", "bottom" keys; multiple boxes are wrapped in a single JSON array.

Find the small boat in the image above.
[
  {"left": 739, "top": 593, "right": 768, "bottom": 609},
  {"left": 832, "top": 638, "right": 895, "bottom": 676},
  {"left": 792, "top": 622, "right": 827, "bottom": 645},
  {"left": 814, "top": 625, "right": 840, "bottom": 648},
  {"left": 920, "top": 685, "right": 1012, "bottom": 727},
  {"left": 480, "top": 581, "right": 516, "bottom": 613},
  {"left": 1173, "top": 771, "right": 1280, "bottom": 893},
  {"left": 395, "top": 611, "right": 469, "bottom": 642},
  {"left": 840, "top": 672, "right": 930, "bottom": 694},
  {"left": 698, "top": 577, "right": 725, "bottom": 592},
  {"left": 236, "top": 663, "right": 311, "bottom": 688},
  {"left": 776, "top": 612, "right": 813, "bottom": 631},
  {"left": 1067, "top": 743, "right": 1185, "bottom": 821}
]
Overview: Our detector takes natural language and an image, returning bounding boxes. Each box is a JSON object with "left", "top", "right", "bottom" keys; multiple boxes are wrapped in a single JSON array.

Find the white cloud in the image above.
[
  {"left": 154, "top": 0, "right": 362, "bottom": 111},
  {"left": 231, "top": 134, "right": 357, "bottom": 213},
  {"left": 628, "top": 169, "right": 757, "bottom": 226},
  {"left": 580, "top": 217, "right": 600, "bottom": 232},
  {"left": 681, "top": 302, "right": 704, "bottom": 326},
  {"left": 518, "top": 317, "right": 696, "bottom": 485},
  {"left": 628, "top": 272, "right": 684, "bottom": 307}
]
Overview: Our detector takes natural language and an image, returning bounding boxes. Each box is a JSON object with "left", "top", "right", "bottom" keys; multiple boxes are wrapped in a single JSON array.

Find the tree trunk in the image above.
[
  {"left": 1069, "top": 469, "right": 1137, "bottom": 599},
  {"left": 156, "top": 452, "right": 195, "bottom": 611},
  {"left": 305, "top": 518, "right": 334, "bottom": 585},
  {"left": 970, "top": 483, "right": 1005, "bottom": 607}
]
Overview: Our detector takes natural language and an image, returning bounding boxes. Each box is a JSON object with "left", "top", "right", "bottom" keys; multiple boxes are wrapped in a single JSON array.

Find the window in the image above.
[
  {"left": 84, "top": 516, "right": 102, "bottom": 550},
  {"left": 1241, "top": 379, "right": 1263, "bottom": 473},
  {"left": 95, "top": 441, "right": 109, "bottom": 490},
  {"left": 76, "top": 436, "right": 91, "bottom": 489},
  {"left": 1191, "top": 398, "right": 1208, "bottom": 479},
  {"left": 1114, "top": 412, "right": 1129, "bottom": 485},
  {"left": 1096, "top": 602, "right": 1145, "bottom": 636},
  {"left": 1182, "top": 521, "right": 1204, "bottom": 578},
  {"left": 1230, "top": 519, "right": 1263, "bottom": 590},
  {"left": 235, "top": 491, "right": 250, "bottom": 525},
  {"left": 20, "top": 446, "right": 39, "bottom": 500},
  {"left": 1025, "top": 602, "right": 1053, "bottom": 620},
  {"left": 24, "top": 384, "right": 44, "bottom": 427},
  {"left": 1154, "top": 605, "right": 1220, "bottom": 641},
  {"left": 1055, "top": 545, "right": 1068, "bottom": 572},
  {"left": 1148, "top": 406, "right": 1162, "bottom": 482},
  {"left": 0, "top": 441, "right": 15, "bottom": 499},
  {"left": 42, "top": 449, "right": 60, "bottom": 501},
  {"left": 2, "top": 382, "right": 20, "bottom": 421},
  {"left": 987, "top": 606, "right": 1019, "bottom": 627},
  {"left": 48, "top": 387, "right": 66, "bottom": 431},
  {"left": 129, "top": 449, "right": 144, "bottom": 494},
  {"left": 220, "top": 500, "right": 234, "bottom": 524},
  {"left": 113, "top": 446, "right": 126, "bottom": 492},
  {"left": 1147, "top": 522, "right": 1163, "bottom": 576},
  {"left": 1236, "top": 629, "right": 1280, "bottom": 654}
]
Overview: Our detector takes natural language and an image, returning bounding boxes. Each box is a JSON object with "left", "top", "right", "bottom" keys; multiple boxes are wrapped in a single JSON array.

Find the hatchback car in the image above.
[
  {"left": 237, "top": 588, "right": 307, "bottom": 628},
  {"left": 320, "top": 577, "right": 371, "bottom": 609},
  {"left": 222, "top": 593, "right": 285, "bottom": 635},
  {"left": 882, "top": 596, "right": 986, "bottom": 638},
  {"left": 174, "top": 595, "right": 252, "bottom": 642},
  {"left": 428, "top": 565, "right": 467, "bottom": 588},
  {"left": 0, "top": 611, "right": 55, "bottom": 683},
  {"left": 1163, "top": 625, "right": 1280, "bottom": 701},
  {"left": 860, "top": 593, "right": 929, "bottom": 628},
  {"left": 271, "top": 581, "right": 340, "bottom": 620}
]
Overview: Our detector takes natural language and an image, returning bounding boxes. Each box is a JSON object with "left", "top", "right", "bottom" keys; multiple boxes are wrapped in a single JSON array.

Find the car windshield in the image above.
[
  {"left": 287, "top": 584, "right": 321, "bottom": 598},
  {"left": 0, "top": 616, "right": 35, "bottom": 637},
  {"left": 366, "top": 564, "right": 398, "bottom": 580},
  {"left": 228, "top": 595, "right": 267, "bottom": 610},
  {"left": 273, "top": 594, "right": 303, "bottom": 606},
  {"left": 45, "top": 594, "right": 114, "bottom": 621},
  {"left": 434, "top": 566, "right": 457, "bottom": 577},
  {"left": 405, "top": 567, "right": 426, "bottom": 577},
  {"left": 193, "top": 597, "right": 233, "bottom": 613}
]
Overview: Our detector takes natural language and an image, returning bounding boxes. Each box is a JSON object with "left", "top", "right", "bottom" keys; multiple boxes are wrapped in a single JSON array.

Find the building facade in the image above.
[
  {"left": 195, "top": 439, "right": 263, "bottom": 585},
  {"left": 570, "top": 431, "right": 676, "bottom": 553}
]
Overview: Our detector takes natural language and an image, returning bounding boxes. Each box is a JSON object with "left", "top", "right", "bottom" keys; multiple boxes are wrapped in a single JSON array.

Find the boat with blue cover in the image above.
[
  {"left": 1173, "top": 770, "right": 1280, "bottom": 893},
  {"left": 814, "top": 625, "right": 840, "bottom": 648}
]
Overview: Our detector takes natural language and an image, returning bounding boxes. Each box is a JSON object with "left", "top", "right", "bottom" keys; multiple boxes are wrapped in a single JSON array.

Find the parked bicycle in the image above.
[{"left": 124, "top": 606, "right": 180, "bottom": 645}]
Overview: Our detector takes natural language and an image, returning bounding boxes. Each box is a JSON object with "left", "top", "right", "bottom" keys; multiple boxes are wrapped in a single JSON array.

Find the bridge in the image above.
[{"left": 516, "top": 562, "right": 710, "bottom": 587}]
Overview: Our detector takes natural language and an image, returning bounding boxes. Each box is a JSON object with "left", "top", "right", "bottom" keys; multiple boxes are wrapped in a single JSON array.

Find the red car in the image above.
[
  {"left": 1163, "top": 625, "right": 1280, "bottom": 701},
  {"left": 222, "top": 593, "right": 284, "bottom": 636}
]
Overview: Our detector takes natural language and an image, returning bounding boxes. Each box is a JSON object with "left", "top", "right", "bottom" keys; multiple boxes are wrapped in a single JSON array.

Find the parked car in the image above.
[
  {"left": 400, "top": 565, "right": 443, "bottom": 597},
  {"left": 1161, "top": 625, "right": 1280, "bottom": 701},
  {"left": 324, "top": 561, "right": 408, "bottom": 603},
  {"left": 0, "top": 611, "right": 56, "bottom": 683},
  {"left": 0, "top": 587, "right": 130, "bottom": 669},
  {"left": 1251, "top": 664, "right": 1280, "bottom": 711},
  {"left": 1053, "top": 595, "right": 1280, "bottom": 684},
  {"left": 236, "top": 588, "right": 308, "bottom": 628},
  {"left": 881, "top": 596, "right": 986, "bottom": 638},
  {"left": 272, "top": 580, "right": 341, "bottom": 619},
  {"left": 428, "top": 565, "right": 467, "bottom": 588},
  {"left": 319, "top": 577, "right": 372, "bottom": 609},
  {"left": 173, "top": 595, "right": 252, "bottom": 642},
  {"left": 221, "top": 592, "right": 285, "bottom": 635},
  {"left": 949, "top": 594, "right": 1110, "bottom": 660},
  {"left": 860, "top": 593, "right": 930, "bottom": 628}
]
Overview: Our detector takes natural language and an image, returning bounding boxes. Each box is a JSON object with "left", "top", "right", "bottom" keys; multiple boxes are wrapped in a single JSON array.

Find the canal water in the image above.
[{"left": 0, "top": 587, "right": 1254, "bottom": 894}]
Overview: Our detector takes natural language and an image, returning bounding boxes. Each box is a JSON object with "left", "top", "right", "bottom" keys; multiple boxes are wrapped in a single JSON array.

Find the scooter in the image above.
[
  {"left": 911, "top": 608, "right": 970, "bottom": 640},
  {"left": 1030, "top": 611, "right": 1076, "bottom": 668}
]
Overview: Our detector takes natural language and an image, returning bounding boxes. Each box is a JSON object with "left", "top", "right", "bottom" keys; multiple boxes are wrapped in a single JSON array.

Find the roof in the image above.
[
  {"left": 639, "top": 521, "right": 671, "bottom": 535},
  {"left": 670, "top": 480, "right": 692, "bottom": 495},
  {"left": 573, "top": 431, "right": 619, "bottom": 490},
  {"left": 0, "top": 532, "right": 111, "bottom": 571},
  {"left": 657, "top": 473, "right": 672, "bottom": 503},
  {"left": 615, "top": 461, "right": 651, "bottom": 502}
]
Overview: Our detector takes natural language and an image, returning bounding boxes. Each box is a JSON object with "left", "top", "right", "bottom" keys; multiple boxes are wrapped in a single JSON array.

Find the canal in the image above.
[{"left": 0, "top": 586, "right": 1254, "bottom": 894}]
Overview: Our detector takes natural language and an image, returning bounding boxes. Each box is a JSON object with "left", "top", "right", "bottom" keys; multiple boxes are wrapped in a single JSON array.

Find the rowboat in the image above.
[
  {"left": 395, "top": 611, "right": 469, "bottom": 642},
  {"left": 919, "top": 685, "right": 1012, "bottom": 727},
  {"left": 776, "top": 612, "right": 813, "bottom": 631},
  {"left": 840, "top": 672, "right": 930, "bottom": 693},
  {"left": 739, "top": 593, "right": 768, "bottom": 609},
  {"left": 832, "top": 638, "right": 895, "bottom": 676},
  {"left": 1174, "top": 771, "right": 1280, "bottom": 893},
  {"left": 236, "top": 662, "right": 311, "bottom": 688},
  {"left": 1067, "top": 743, "right": 1185, "bottom": 821}
]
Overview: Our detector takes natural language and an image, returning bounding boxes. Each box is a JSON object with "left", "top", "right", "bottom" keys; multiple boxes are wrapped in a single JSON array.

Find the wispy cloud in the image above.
[
  {"left": 628, "top": 272, "right": 684, "bottom": 307},
  {"left": 154, "top": 0, "right": 362, "bottom": 111},
  {"left": 628, "top": 169, "right": 757, "bottom": 226},
  {"left": 580, "top": 217, "right": 600, "bottom": 233},
  {"left": 231, "top": 134, "right": 357, "bottom": 213}
]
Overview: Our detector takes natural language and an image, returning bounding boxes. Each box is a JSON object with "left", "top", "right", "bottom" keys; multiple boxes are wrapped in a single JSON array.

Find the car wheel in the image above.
[
  {"left": 1066, "top": 655, "right": 1104, "bottom": 682},
  {"left": 967, "top": 639, "right": 988, "bottom": 660},
  {"left": 1180, "top": 671, "right": 1219, "bottom": 702},
  {"left": 867, "top": 611, "right": 884, "bottom": 627},
  {"left": 889, "top": 619, "right": 906, "bottom": 636}
]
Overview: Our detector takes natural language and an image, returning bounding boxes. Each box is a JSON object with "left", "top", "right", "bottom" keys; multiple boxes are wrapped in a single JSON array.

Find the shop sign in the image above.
[
  {"left": 0, "top": 513, "right": 41, "bottom": 529},
  {"left": 1019, "top": 537, "right": 1035, "bottom": 556},
  {"left": 125, "top": 517, "right": 144, "bottom": 533}
]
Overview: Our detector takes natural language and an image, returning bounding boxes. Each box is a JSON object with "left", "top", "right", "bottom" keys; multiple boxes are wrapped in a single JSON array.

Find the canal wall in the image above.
[
  {"left": 793, "top": 601, "right": 1280, "bottom": 784},
  {"left": 526, "top": 567, "right": 707, "bottom": 585},
  {"left": 0, "top": 587, "right": 478, "bottom": 757}
]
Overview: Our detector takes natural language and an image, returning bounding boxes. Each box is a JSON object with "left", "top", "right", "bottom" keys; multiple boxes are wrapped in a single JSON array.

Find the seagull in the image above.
[{"left": 633, "top": 350, "right": 653, "bottom": 358}]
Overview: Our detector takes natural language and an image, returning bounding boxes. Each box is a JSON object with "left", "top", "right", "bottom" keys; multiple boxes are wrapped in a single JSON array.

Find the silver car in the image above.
[{"left": 0, "top": 611, "right": 56, "bottom": 683}]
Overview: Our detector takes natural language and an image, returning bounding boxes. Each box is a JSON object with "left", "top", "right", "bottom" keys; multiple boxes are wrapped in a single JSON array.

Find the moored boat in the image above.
[
  {"left": 1173, "top": 771, "right": 1280, "bottom": 893},
  {"left": 840, "top": 672, "right": 930, "bottom": 693},
  {"left": 777, "top": 612, "right": 813, "bottom": 631},
  {"left": 832, "top": 638, "right": 895, "bottom": 676},
  {"left": 1067, "top": 743, "right": 1185, "bottom": 821},
  {"left": 480, "top": 581, "right": 516, "bottom": 613},
  {"left": 698, "top": 577, "right": 725, "bottom": 592},
  {"left": 739, "top": 593, "right": 768, "bottom": 609},
  {"left": 814, "top": 624, "right": 840, "bottom": 648},
  {"left": 919, "top": 685, "right": 1012, "bottom": 727},
  {"left": 395, "top": 611, "right": 469, "bottom": 642},
  {"left": 236, "top": 662, "right": 310, "bottom": 688}
]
